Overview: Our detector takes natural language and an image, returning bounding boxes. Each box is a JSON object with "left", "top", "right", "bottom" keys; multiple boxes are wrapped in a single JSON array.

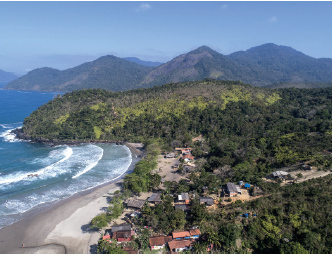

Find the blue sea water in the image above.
[{"left": 0, "top": 87, "right": 133, "bottom": 229}]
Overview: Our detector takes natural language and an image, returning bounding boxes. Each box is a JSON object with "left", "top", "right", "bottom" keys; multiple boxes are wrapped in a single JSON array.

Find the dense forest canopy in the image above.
[{"left": 22, "top": 79, "right": 331, "bottom": 183}]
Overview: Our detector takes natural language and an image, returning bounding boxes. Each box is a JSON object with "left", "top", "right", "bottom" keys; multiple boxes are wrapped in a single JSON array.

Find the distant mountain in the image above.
[
  {"left": 5, "top": 56, "right": 153, "bottom": 91},
  {"left": 124, "top": 57, "right": 163, "bottom": 67},
  {"left": 4, "top": 44, "right": 332, "bottom": 91},
  {"left": 141, "top": 45, "right": 263, "bottom": 87},
  {"left": 228, "top": 43, "right": 332, "bottom": 86},
  {"left": 0, "top": 69, "right": 19, "bottom": 83}
]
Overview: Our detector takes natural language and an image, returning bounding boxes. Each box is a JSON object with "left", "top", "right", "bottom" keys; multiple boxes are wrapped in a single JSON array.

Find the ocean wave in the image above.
[
  {"left": 0, "top": 126, "right": 23, "bottom": 142},
  {"left": 0, "top": 146, "right": 73, "bottom": 186},
  {"left": 0, "top": 143, "right": 133, "bottom": 229},
  {"left": 72, "top": 145, "right": 104, "bottom": 179}
]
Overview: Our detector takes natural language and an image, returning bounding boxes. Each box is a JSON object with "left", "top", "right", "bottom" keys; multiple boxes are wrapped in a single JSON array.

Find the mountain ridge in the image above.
[{"left": 4, "top": 43, "right": 332, "bottom": 91}]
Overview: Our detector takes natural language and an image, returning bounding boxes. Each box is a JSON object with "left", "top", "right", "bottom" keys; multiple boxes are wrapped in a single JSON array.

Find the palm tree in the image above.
[{"left": 207, "top": 228, "right": 221, "bottom": 251}]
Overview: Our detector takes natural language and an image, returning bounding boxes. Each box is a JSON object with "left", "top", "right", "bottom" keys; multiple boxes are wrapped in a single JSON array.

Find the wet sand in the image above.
[{"left": 0, "top": 142, "right": 143, "bottom": 254}]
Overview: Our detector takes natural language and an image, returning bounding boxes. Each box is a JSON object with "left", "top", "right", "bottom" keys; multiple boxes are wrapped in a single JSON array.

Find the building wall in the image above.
[{"left": 151, "top": 245, "right": 164, "bottom": 250}]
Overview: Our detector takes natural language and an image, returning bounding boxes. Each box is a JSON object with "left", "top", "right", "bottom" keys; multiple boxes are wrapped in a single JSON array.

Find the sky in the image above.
[{"left": 0, "top": 1, "right": 332, "bottom": 75}]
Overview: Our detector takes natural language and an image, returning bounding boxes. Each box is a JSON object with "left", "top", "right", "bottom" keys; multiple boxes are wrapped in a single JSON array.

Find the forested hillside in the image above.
[{"left": 21, "top": 79, "right": 331, "bottom": 182}]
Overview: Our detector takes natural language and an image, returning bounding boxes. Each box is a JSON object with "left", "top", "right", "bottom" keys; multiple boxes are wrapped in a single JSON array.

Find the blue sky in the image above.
[{"left": 1, "top": 1, "right": 332, "bottom": 75}]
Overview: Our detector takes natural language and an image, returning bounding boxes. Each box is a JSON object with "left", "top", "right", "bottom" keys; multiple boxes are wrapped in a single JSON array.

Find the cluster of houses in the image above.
[
  {"left": 102, "top": 190, "right": 217, "bottom": 253},
  {"left": 102, "top": 221, "right": 203, "bottom": 253},
  {"left": 149, "top": 228, "right": 202, "bottom": 252}
]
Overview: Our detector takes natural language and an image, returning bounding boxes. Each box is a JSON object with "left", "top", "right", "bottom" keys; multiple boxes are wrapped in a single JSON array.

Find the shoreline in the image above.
[{"left": 0, "top": 142, "right": 144, "bottom": 254}]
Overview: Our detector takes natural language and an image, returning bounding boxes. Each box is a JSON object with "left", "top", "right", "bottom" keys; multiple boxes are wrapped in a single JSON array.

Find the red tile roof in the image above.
[
  {"left": 102, "top": 235, "right": 111, "bottom": 240},
  {"left": 189, "top": 229, "right": 201, "bottom": 236},
  {"left": 172, "top": 231, "right": 191, "bottom": 239},
  {"left": 181, "top": 154, "right": 194, "bottom": 160},
  {"left": 168, "top": 240, "right": 194, "bottom": 251},
  {"left": 149, "top": 236, "right": 173, "bottom": 247}
]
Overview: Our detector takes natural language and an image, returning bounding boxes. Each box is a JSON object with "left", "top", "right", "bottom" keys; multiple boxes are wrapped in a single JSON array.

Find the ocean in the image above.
[{"left": 0, "top": 86, "right": 134, "bottom": 229}]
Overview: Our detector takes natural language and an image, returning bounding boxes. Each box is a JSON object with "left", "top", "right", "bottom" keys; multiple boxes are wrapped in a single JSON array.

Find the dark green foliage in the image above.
[
  {"left": 21, "top": 80, "right": 331, "bottom": 186},
  {"left": 97, "top": 238, "right": 126, "bottom": 254}
]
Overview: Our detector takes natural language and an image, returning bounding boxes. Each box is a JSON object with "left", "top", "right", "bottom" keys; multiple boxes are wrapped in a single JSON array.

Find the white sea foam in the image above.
[
  {"left": 0, "top": 146, "right": 73, "bottom": 186},
  {"left": 72, "top": 145, "right": 104, "bottom": 179},
  {"left": 0, "top": 144, "right": 133, "bottom": 228},
  {"left": 0, "top": 126, "right": 23, "bottom": 142}
]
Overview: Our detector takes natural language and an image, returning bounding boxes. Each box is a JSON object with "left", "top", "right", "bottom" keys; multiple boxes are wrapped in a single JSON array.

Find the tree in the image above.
[
  {"left": 138, "top": 228, "right": 150, "bottom": 249},
  {"left": 97, "top": 238, "right": 126, "bottom": 254},
  {"left": 90, "top": 213, "right": 111, "bottom": 229},
  {"left": 280, "top": 242, "right": 308, "bottom": 254},
  {"left": 207, "top": 228, "right": 222, "bottom": 249},
  {"left": 296, "top": 173, "right": 303, "bottom": 179}
]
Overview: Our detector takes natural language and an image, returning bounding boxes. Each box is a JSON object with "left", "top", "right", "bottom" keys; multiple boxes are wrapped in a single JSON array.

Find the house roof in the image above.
[
  {"left": 189, "top": 229, "right": 201, "bottom": 236},
  {"left": 182, "top": 154, "right": 194, "bottom": 160},
  {"left": 235, "top": 185, "right": 242, "bottom": 193},
  {"left": 126, "top": 199, "right": 146, "bottom": 209},
  {"left": 227, "top": 182, "right": 238, "bottom": 193},
  {"left": 113, "top": 230, "right": 132, "bottom": 239},
  {"left": 111, "top": 224, "right": 131, "bottom": 232},
  {"left": 172, "top": 231, "right": 191, "bottom": 239},
  {"left": 273, "top": 171, "right": 288, "bottom": 176},
  {"left": 174, "top": 204, "right": 191, "bottom": 211},
  {"left": 123, "top": 250, "right": 138, "bottom": 254},
  {"left": 148, "top": 193, "right": 161, "bottom": 202},
  {"left": 199, "top": 197, "right": 214, "bottom": 205},
  {"left": 168, "top": 240, "right": 194, "bottom": 251},
  {"left": 102, "top": 235, "right": 111, "bottom": 240},
  {"left": 149, "top": 236, "right": 173, "bottom": 247},
  {"left": 178, "top": 192, "right": 189, "bottom": 201}
]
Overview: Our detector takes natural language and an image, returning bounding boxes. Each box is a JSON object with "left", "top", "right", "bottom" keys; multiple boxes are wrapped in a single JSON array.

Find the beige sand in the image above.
[{"left": 0, "top": 142, "right": 143, "bottom": 254}]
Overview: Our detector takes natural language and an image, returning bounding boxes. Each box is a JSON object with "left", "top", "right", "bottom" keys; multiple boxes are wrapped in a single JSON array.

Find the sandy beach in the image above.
[{"left": 0, "top": 142, "right": 144, "bottom": 254}]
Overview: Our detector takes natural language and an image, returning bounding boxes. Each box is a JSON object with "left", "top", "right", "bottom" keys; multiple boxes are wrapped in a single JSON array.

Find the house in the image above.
[
  {"left": 112, "top": 230, "right": 135, "bottom": 242},
  {"left": 202, "top": 186, "right": 208, "bottom": 194},
  {"left": 168, "top": 239, "right": 195, "bottom": 253},
  {"left": 172, "top": 231, "right": 191, "bottom": 240},
  {"left": 148, "top": 193, "right": 162, "bottom": 204},
  {"left": 226, "top": 182, "right": 241, "bottom": 197},
  {"left": 102, "top": 234, "right": 111, "bottom": 242},
  {"left": 174, "top": 204, "right": 191, "bottom": 212},
  {"left": 189, "top": 229, "right": 201, "bottom": 239},
  {"left": 199, "top": 197, "right": 214, "bottom": 206},
  {"left": 149, "top": 236, "right": 173, "bottom": 250},
  {"left": 125, "top": 199, "right": 146, "bottom": 210},
  {"left": 175, "top": 148, "right": 192, "bottom": 155},
  {"left": 123, "top": 246, "right": 138, "bottom": 254},
  {"left": 182, "top": 154, "right": 195, "bottom": 161},
  {"left": 165, "top": 153, "right": 175, "bottom": 158},
  {"left": 178, "top": 192, "right": 190, "bottom": 204},
  {"left": 272, "top": 171, "right": 288, "bottom": 179},
  {"left": 244, "top": 183, "right": 251, "bottom": 188},
  {"left": 111, "top": 224, "right": 132, "bottom": 233}
]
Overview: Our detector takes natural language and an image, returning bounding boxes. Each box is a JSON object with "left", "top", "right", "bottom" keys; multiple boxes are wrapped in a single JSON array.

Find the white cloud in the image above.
[
  {"left": 268, "top": 16, "right": 277, "bottom": 23},
  {"left": 136, "top": 3, "right": 151, "bottom": 12},
  {"left": 221, "top": 4, "right": 228, "bottom": 10}
]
